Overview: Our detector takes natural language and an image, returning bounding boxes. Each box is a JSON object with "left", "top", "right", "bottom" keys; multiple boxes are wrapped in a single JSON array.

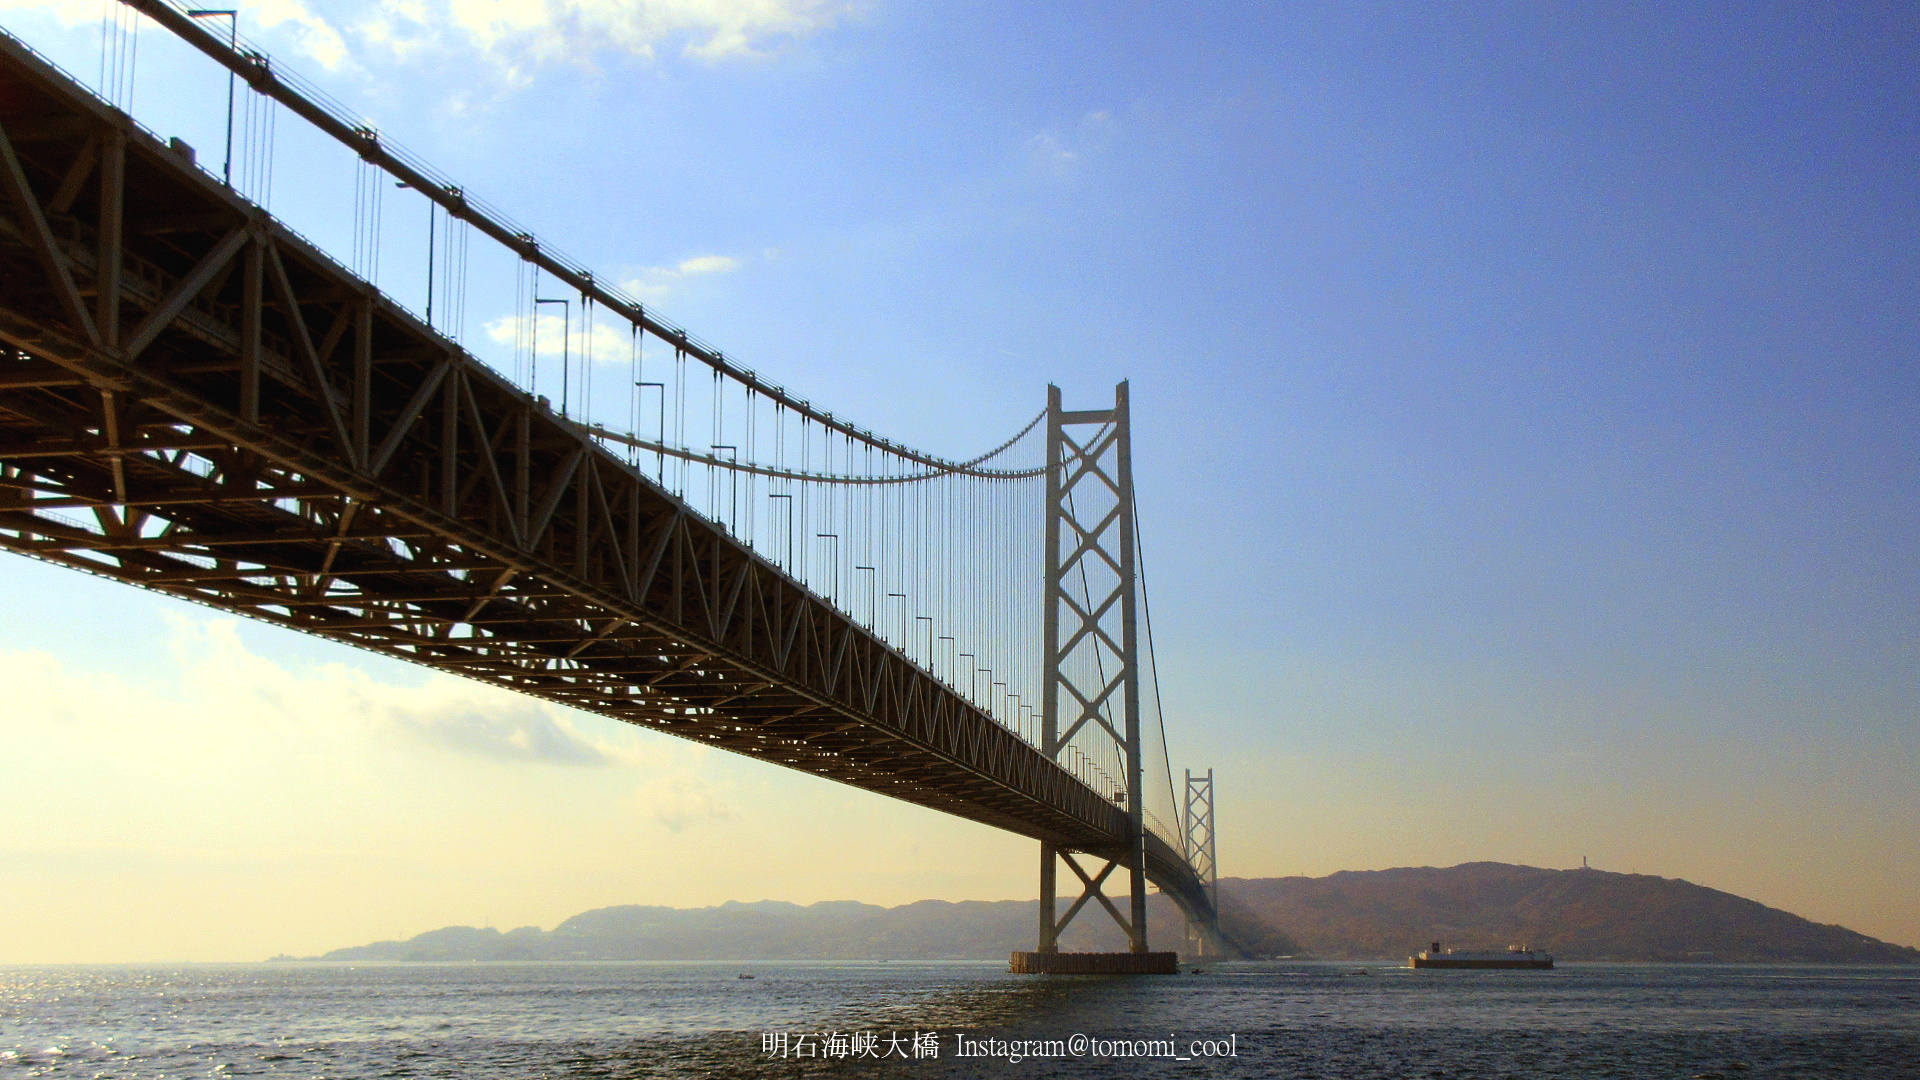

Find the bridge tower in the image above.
[
  {"left": 1025, "top": 380, "right": 1168, "bottom": 971},
  {"left": 1184, "top": 768, "right": 1219, "bottom": 956}
]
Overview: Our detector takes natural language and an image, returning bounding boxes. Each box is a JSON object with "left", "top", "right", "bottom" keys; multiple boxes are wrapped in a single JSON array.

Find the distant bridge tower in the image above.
[{"left": 1185, "top": 768, "right": 1219, "bottom": 956}]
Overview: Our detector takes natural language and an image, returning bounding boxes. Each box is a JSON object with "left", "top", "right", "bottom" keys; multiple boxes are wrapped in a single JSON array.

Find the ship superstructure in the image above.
[{"left": 1409, "top": 942, "right": 1554, "bottom": 969}]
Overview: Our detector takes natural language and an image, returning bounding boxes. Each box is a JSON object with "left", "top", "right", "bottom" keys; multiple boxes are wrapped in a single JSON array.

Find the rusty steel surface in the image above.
[{"left": 0, "top": 29, "right": 1214, "bottom": 915}]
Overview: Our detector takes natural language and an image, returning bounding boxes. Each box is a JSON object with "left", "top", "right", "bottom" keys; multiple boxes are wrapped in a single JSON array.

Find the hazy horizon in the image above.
[
  {"left": 0, "top": 0, "right": 1914, "bottom": 964},
  {"left": 281, "top": 860, "right": 1920, "bottom": 957},
  {"left": 13, "top": 859, "right": 1912, "bottom": 966}
]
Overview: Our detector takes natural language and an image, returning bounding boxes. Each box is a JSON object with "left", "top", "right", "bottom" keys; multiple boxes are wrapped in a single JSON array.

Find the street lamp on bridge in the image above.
[
  {"left": 853, "top": 566, "right": 876, "bottom": 627},
  {"left": 816, "top": 533, "right": 839, "bottom": 602},
  {"left": 767, "top": 493, "right": 793, "bottom": 569},
  {"left": 184, "top": 10, "right": 235, "bottom": 187}
]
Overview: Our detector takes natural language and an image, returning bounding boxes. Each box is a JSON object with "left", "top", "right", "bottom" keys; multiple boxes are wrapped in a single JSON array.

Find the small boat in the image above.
[{"left": 1410, "top": 942, "right": 1552, "bottom": 970}]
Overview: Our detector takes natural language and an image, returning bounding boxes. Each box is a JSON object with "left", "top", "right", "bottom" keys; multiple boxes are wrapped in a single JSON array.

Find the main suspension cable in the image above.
[
  {"left": 571, "top": 409, "right": 1047, "bottom": 485},
  {"left": 123, "top": 0, "right": 1048, "bottom": 476}
]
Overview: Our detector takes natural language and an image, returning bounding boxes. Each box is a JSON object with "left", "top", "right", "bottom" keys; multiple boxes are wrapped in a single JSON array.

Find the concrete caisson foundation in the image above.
[{"left": 1010, "top": 951, "right": 1180, "bottom": 974}]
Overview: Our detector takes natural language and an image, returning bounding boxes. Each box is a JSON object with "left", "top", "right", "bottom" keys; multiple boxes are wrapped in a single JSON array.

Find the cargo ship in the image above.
[{"left": 1409, "top": 942, "right": 1553, "bottom": 969}]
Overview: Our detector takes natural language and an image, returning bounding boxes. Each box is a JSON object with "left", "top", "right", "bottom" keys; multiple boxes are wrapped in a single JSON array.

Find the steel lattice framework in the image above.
[
  {"left": 1184, "top": 769, "right": 1220, "bottom": 955},
  {"left": 0, "top": 27, "right": 1222, "bottom": 934},
  {"left": 1039, "top": 382, "right": 1150, "bottom": 953}
]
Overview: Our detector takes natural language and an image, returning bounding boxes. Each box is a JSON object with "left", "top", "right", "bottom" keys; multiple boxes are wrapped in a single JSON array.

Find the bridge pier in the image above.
[
  {"left": 1011, "top": 950, "right": 1178, "bottom": 975},
  {"left": 1037, "top": 841, "right": 1059, "bottom": 953}
]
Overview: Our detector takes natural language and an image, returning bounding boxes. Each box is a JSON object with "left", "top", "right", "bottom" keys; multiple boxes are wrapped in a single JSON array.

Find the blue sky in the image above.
[{"left": 0, "top": 0, "right": 1914, "bottom": 960}]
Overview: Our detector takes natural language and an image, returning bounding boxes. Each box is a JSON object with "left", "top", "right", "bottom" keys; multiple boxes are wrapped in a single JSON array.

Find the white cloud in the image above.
[
  {"left": 479, "top": 253, "right": 741, "bottom": 359},
  {"left": 0, "top": 0, "right": 100, "bottom": 28},
  {"left": 0, "top": 0, "right": 354, "bottom": 71},
  {"left": 482, "top": 308, "right": 648, "bottom": 365},
  {"left": 1026, "top": 110, "right": 1117, "bottom": 177},
  {"left": 0, "top": 646, "right": 110, "bottom": 725},
  {"left": 1025, "top": 131, "right": 1077, "bottom": 172},
  {"left": 620, "top": 252, "right": 743, "bottom": 301},
  {"left": 673, "top": 254, "right": 739, "bottom": 275},
  {"left": 159, "top": 616, "right": 626, "bottom": 766},
  {"left": 0, "top": 613, "right": 624, "bottom": 770},
  {"left": 0, "top": 0, "right": 841, "bottom": 82},
  {"left": 630, "top": 773, "right": 733, "bottom": 831},
  {"left": 384, "top": 691, "right": 614, "bottom": 765},
  {"left": 360, "top": 0, "right": 845, "bottom": 78},
  {"left": 0, "top": 614, "right": 641, "bottom": 780},
  {"left": 250, "top": 0, "right": 353, "bottom": 71}
]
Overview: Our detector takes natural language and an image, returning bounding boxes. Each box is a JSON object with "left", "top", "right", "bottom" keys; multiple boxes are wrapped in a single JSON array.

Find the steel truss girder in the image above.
[{"left": 0, "top": 32, "right": 1156, "bottom": 859}]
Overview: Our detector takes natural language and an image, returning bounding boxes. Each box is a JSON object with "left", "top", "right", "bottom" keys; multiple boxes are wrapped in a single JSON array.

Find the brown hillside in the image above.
[{"left": 1222, "top": 862, "right": 1919, "bottom": 962}]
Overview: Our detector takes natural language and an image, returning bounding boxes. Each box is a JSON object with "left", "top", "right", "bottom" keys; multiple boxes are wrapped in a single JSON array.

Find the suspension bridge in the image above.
[{"left": 0, "top": 0, "right": 1230, "bottom": 970}]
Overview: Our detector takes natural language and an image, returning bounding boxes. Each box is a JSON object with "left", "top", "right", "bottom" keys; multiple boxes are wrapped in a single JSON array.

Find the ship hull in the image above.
[{"left": 1409, "top": 957, "right": 1553, "bottom": 970}]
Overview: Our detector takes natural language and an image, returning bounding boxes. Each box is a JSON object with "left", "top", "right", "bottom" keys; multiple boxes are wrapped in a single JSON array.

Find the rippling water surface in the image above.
[{"left": 2, "top": 961, "right": 1916, "bottom": 1078}]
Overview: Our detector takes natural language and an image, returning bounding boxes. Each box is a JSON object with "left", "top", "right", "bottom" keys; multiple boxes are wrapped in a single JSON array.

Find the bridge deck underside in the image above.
[{"left": 0, "top": 32, "right": 1212, "bottom": 915}]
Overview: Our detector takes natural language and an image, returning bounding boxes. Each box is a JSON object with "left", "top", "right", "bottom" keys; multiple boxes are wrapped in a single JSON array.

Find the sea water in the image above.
[{"left": 2, "top": 960, "right": 1916, "bottom": 1077}]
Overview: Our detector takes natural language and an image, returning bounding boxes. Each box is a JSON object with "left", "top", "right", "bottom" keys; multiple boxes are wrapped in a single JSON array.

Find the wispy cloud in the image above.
[
  {"left": 250, "top": 0, "right": 353, "bottom": 70},
  {"left": 630, "top": 773, "right": 734, "bottom": 831},
  {"left": 482, "top": 309, "right": 640, "bottom": 366},
  {"left": 478, "top": 253, "right": 742, "bottom": 362},
  {"left": 0, "top": 0, "right": 353, "bottom": 70},
  {"left": 156, "top": 616, "right": 625, "bottom": 767},
  {"left": 1, "top": 0, "right": 844, "bottom": 80},
  {"left": 622, "top": 253, "right": 743, "bottom": 300},
  {"left": 0, "top": 0, "right": 112, "bottom": 29},
  {"left": 419, "top": 0, "right": 844, "bottom": 65},
  {"left": 1025, "top": 110, "right": 1117, "bottom": 177},
  {"left": 1025, "top": 131, "right": 1077, "bottom": 172},
  {"left": 385, "top": 693, "right": 614, "bottom": 765},
  {"left": 2, "top": 615, "right": 629, "bottom": 768}
]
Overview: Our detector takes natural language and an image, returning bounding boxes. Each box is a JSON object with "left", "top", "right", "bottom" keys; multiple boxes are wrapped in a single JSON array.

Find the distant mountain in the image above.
[
  {"left": 310, "top": 899, "right": 1054, "bottom": 962},
  {"left": 307, "top": 894, "right": 1282, "bottom": 962},
  {"left": 1220, "top": 863, "right": 1920, "bottom": 963},
  {"left": 296, "top": 863, "right": 1917, "bottom": 964}
]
